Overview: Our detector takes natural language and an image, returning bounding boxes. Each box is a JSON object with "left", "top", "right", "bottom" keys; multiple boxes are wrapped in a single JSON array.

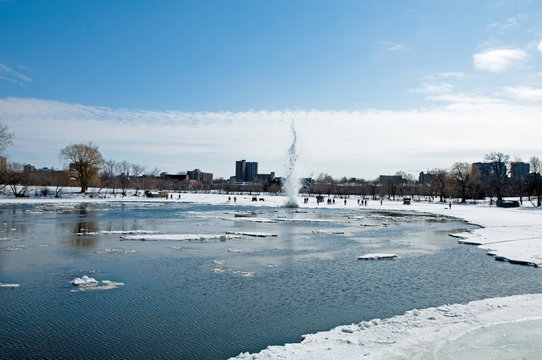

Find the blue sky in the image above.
[{"left": 1, "top": 0, "right": 542, "bottom": 179}]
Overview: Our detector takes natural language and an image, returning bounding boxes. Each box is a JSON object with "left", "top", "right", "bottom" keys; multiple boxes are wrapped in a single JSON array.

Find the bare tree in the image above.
[
  {"left": 483, "top": 152, "right": 509, "bottom": 201},
  {"left": 530, "top": 156, "right": 542, "bottom": 206},
  {"left": 59, "top": 142, "right": 104, "bottom": 193},
  {"left": 6, "top": 162, "right": 29, "bottom": 197},
  {"left": 450, "top": 162, "right": 473, "bottom": 203},
  {"left": 116, "top": 160, "right": 131, "bottom": 196},
  {"left": 0, "top": 122, "right": 14, "bottom": 154},
  {"left": 430, "top": 169, "right": 450, "bottom": 202},
  {"left": 131, "top": 163, "right": 146, "bottom": 195},
  {"left": 100, "top": 160, "right": 117, "bottom": 193}
]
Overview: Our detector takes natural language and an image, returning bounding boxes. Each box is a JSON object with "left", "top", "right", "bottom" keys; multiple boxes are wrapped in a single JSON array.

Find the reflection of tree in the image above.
[{"left": 70, "top": 204, "right": 99, "bottom": 248}]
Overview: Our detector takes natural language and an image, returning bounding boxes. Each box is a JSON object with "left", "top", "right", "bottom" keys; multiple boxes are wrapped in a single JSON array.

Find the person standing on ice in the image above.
[{"left": 449, "top": 201, "right": 452, "bottom": 209}]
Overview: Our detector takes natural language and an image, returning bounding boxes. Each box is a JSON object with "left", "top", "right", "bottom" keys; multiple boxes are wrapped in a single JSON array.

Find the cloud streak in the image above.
[
  {"left": 0, "top": 64, "right": 31, "bottom": 85},
  {"left": 473, "top": 49, "right": 528, "bottom": 72}
]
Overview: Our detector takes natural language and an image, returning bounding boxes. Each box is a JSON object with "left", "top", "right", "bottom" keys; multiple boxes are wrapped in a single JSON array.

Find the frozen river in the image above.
[{"left": 1, "top": 200, "right": 541, "bottom": 359}]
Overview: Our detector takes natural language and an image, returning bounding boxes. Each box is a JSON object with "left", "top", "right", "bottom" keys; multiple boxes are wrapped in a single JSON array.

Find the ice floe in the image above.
[
  {"left": 226, "top": 231, "right": 278, "bottom": 237},
  {"left": 96, "top": 248, "right": 136, "bottom": 254},
  {"left": 78, "top": 230, "right": 159, "bottom": 235},
  {"left": 120, "top": 234, "right": 243, "bottom": 241},
  {"left": 70, "top": 275, "right": 124, "bottom": 292},
  {"left": 0, "top": 283, "right": 20, "bottom": 288},
  {"left": 357, "top": 253, "right": 398, "bottom": 260},
  {"left": 71, "top": 275, "right": 98, "bottom": 286}
]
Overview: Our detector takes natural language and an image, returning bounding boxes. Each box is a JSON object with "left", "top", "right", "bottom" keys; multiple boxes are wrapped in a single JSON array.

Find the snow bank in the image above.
[{"left": 232, "top": 294, "right": 542, "bottom": 359}]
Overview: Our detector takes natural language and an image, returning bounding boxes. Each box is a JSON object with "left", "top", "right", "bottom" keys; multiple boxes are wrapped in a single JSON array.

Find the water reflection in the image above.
[{"left": 69, "top": 204, "right": 99, "bottom": 248}]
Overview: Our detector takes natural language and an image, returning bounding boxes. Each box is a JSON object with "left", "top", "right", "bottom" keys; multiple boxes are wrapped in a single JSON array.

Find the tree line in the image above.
[{"left": 1, "top": 135, "right": 541, "bottom": 206}]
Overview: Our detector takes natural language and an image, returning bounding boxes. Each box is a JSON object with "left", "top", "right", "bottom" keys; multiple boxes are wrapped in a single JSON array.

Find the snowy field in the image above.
[{"left": 2, "top": 189, "right": 542, "bottom": 359}]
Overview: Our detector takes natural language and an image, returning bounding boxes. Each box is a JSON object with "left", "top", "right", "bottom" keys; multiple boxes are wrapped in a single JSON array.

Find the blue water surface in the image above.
[{"left": 0, "top": 201, "right": 541, "bottom": 359}]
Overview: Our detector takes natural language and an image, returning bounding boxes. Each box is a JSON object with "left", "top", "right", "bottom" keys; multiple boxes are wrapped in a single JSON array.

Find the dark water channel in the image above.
[{"left": 0, "top": 202, "right": 541, "bottom": 359}]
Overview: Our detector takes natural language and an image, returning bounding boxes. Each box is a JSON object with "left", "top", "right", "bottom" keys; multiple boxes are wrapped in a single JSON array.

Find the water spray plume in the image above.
[{"left": 284, "top": 122, "right": 300, "bottom": 208}]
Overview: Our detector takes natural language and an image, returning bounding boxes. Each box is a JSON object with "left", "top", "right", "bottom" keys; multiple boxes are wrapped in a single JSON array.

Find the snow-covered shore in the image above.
[
  {"left": 2, "top": 191, "right": 542, "bottom": 358},
  {"left": 232, "top": 294, "right": 542, "bottom": 359}
]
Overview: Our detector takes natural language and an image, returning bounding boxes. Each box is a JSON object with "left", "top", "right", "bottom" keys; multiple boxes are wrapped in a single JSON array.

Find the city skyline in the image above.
[{"left": 1, "top": 1, "right": 542, "bottom": 179}]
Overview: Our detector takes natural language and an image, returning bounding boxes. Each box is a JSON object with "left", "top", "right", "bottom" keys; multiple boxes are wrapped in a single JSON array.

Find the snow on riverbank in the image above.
[{"left": 232, "top": 294, "right": 542, "bottom": 359}]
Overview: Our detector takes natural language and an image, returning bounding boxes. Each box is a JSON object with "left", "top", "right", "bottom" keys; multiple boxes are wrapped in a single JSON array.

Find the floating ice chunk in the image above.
[
  {"left": 357, "top": 253, "right": 398, "bottom": 260},
  {"left": 226, "top": 231, "right": 278, "bottom": 237},
  {"left": 227, "top": 249, "right": 243, "bottom": 253},
  {"left": 232, "top": 271, "right": 255, "bottom": 278},
  {"left": 121, "top": 234, "right": 243, "bottom": 241},
  {"left": 0, "top": 283, "right": 20, "bottom": 288},
  {"left": 0, "top": 244, "right": 27, "bottom": 251},
  {"left": 96, "top": 248, "right": 136, "bottom": 254},
  {"left": 71, "top": 275, "right": 98, "bottom": 286},
  {"left": 78, "top": 230, "right": 159, "bottom": 235},
  {"left": 231, "top": 217, "right": 279, "bottom": 223},
  {"left": 70, "top": 275, "right": 124, "bottom": 292}
]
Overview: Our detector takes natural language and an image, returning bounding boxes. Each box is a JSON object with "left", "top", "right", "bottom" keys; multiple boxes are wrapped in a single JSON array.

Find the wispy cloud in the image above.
[
  {"left": 0, "top": 63, "right": 32, "bottom": 85},
  {"left": 486, "top": 15, "right": 522, "bottom": 33},
  {"left": 505, "top": 86, "right": 542, "bottom": 101},
  {"left": 538, "top": 39, "right": 542, "bottom": 54},
  {"left": 380, "top": 41, "right": 408, "bottom": 52},
  {"left": 473, "top": 48, "right": 528, "bottom": 72},
  {"left": 412, "top": 82, "right": 453, "bottom": 94}
]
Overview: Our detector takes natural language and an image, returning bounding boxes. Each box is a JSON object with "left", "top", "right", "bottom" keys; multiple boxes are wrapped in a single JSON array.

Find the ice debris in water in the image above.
[
  {"left": 71, "top": 275, "right": 98, "bottom": 286},
  {"left": 70, "top": 275, "right": 124, "bottom": 292},
  {"left": 0, "top": 283, "right": 20, "bottom": 288},
  {"left": 211, "top": 260, "right": 255, "bottom": 277},
  {"left": 357, "top": 253, "right": 398, "bottom": 260},
  {"left": 226, "top": 231, "right": 278, "bottom": 237},
  {"left": 96, "top": 248, "right": 136, "bottom": 254}
]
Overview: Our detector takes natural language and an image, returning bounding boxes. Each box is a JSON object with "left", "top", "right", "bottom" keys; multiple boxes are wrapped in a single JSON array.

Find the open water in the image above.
[{"left": 1, "top": 201, "right": 541, "bottom": 359}]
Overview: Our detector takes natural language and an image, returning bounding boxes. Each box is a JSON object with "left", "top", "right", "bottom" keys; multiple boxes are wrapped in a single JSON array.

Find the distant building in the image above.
[
  {"left": 472, "top": 161, "right": 507, "bottom": 184},
  {"left": 23, "top": 164, "right": 36, "bottom": 172},
  {"left": 235, "top": 160, "right": 258, "bottom": 182},
  {"left": 379, "top": 175, "right": 403, "bottom": 183},
  {"left": 256, "top": 172, "right": 275, "bottom": 182},
  {"left": 0, "top": 156, "right": 6, "bottom": 171},
  {"left": 160, "top": 173, "right": 189, "bottom": 181},
  {"left": 418, "top": 171, "right": 435, "bottom": 184},
  {"left": 510, "top": 162, "right": 530, "bottom": 182},
  {"left": 187, "top": 169, "right": 213, "bottom": 184}
]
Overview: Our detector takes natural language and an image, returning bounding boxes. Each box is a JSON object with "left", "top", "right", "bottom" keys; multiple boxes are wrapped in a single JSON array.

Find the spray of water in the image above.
[{"left": 284, "top": 122, "right": 300, "bottom": 208}]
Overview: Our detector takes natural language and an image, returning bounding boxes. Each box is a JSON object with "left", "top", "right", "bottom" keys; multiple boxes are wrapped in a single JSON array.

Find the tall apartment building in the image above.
[{"left": 235, "top": 160, "right": 258, "bottom": 182}]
